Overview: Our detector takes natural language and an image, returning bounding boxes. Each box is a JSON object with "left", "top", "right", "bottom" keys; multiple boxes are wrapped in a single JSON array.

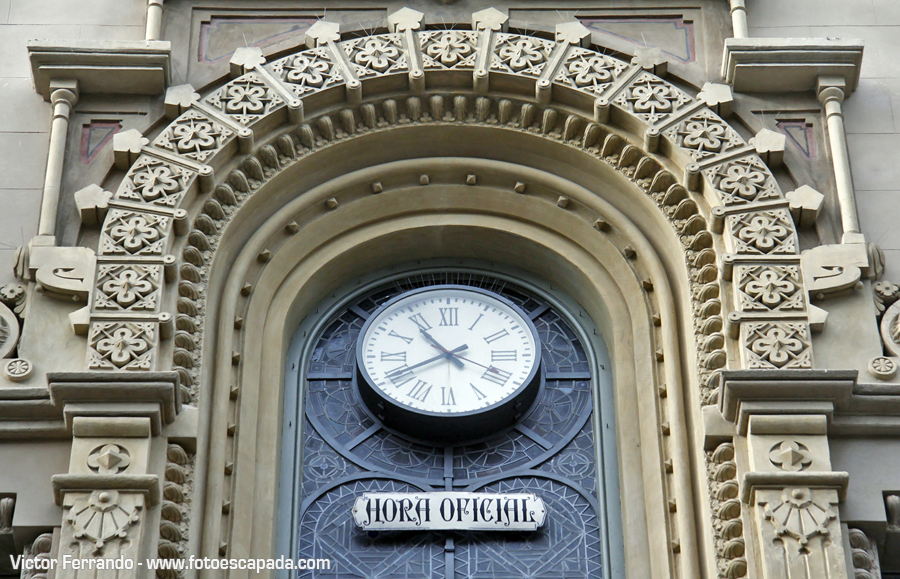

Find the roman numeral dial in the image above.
[{"left": 357, "top": 285, "right": 542, "bottom": 441}]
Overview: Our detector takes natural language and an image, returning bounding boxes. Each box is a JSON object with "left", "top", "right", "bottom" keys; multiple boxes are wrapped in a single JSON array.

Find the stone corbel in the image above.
[
  {"left": 51, "top": 417, "right": 157, "bottom": 577},
  {"left": 48, "top": 372, "right": 181, "bottom": 436}
]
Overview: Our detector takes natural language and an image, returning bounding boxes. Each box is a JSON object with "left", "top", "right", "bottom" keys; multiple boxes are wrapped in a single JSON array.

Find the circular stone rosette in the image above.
[
  {"left": 3, "top": 358, "right": 32, "bottom": 382},
  {"left": 868, "top": 356, "right": 897, "bottom": 380}
]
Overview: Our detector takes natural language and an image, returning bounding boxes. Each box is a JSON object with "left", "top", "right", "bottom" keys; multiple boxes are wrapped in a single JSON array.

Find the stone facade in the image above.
[{"left": 0, "top": 1, "right": 898, "bottom": 578}]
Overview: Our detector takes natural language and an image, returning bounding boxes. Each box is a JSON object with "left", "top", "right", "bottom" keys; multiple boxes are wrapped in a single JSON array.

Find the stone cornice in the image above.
[
  {"left": 28, "top": 39, "right": 171, "bottom": 101},
  {"left": 723, "top": 37, "right": 864, "bottom": 94}
]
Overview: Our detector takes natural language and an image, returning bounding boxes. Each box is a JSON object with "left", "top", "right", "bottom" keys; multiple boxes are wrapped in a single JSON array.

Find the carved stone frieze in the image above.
[
  {"left": 342, "top": 34, "right": 408, "bottom": 78},
  {"left": 847, "top": 528, "right": 882, "bottom": 579},
  {"left": 707, "top": 442, "right": 748, "bottom": 578},
  {"left": 71, "top": 21, "right": 809, "bottom": 575},
  {"left": 491, "top": 33, "right": 555, "bottom": 77},
  {"left": 762, "top": 487, "right": 837, "bottom": 550},
  {"left": 157, "top": 444, "right": 194, "bottom": 577}
]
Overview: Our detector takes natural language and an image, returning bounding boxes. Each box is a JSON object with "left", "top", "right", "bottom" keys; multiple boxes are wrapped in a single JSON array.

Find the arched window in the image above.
[{"left": 279, "top": 263, "right": 623, "bottom": 577}]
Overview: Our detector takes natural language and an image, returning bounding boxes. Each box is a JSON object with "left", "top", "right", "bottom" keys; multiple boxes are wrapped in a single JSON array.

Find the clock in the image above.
[{"left": 355, "top": 285, "right": 542, "bottom": 442}]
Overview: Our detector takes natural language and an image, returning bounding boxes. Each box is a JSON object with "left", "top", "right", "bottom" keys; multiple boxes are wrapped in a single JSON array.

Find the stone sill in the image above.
[
  {"left": 723, "top": 37, "right": 864, "bottom": 93},
  {"left": 28, "top": 39, "right": 172, "bottom": 100}
]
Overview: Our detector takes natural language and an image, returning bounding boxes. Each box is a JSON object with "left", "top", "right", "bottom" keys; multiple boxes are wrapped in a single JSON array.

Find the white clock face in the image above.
[{"left": 358, "top": 286, "right": 540, "bottom": 415}]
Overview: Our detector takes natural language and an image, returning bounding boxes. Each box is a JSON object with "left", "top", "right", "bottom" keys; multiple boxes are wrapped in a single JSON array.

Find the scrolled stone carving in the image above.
[
  {"left": 879, "top": 300, "right": 900, "bottom": 357},
  {"left": 708, "top": 441, "right": 746, "bottom": 577},
  {"left": 847, "top": 528, "right": 881, "bottom": 579},
  {"left": 0, "top": 283, "right": 26, "bottom": 317},
  {"left": 20, "top": 532, "right": 53, "bottom": 579}
]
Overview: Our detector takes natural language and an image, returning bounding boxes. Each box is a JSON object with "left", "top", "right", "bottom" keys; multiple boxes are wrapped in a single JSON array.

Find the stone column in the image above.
[
  {"left": 145, "top": 0, "right": 164, "bottom": 41},
  {"left": 729, "top": 0, "right": 750, "bottom": 39},
  {"left": 38, "top": 80, "right": 78, "bottom": 239},
  {"left": 51, "top": 417, "right": 158, "bottom": 578},
  {"left": 818, "top": 76, "right": 860, "bottom": 241}
]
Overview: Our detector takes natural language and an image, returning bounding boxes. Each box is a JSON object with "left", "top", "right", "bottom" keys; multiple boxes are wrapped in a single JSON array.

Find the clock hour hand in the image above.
[
  {"left": 420, "top": 329, "right": 465, "bottom": 368},
  {"left": 405, "top": 344, "right": 468, "bottom": 372}
]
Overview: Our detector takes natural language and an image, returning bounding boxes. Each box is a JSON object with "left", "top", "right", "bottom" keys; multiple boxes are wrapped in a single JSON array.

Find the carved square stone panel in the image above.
[
  {"left": 203, "top": 72, "right": 285, "bottom": 127},
  {"left": 86, "top": 321, "right": 158, "bottom": 371},
  {"left": 735, "top": 264, "right": 806, "bottom": 313},
  {"left": 725, "top": 209, "right": 798, "bottom": 255},
  {"left": 491, "top": 33, "right": 556, "bottom": 78},
  {"left": 419, "top": 30, "right": 479, "bottom": 70},
  {"left": 741, "top": 320, "right": 813, "bottom": 370},
  {"left": 99, "top": 208, "right": 171, "bottom": 256},
  {"left": 152, "top": 108, "right": 234, "bottom": 164},
  {"left": 553, "top": 47, "right": 628, "bottom": 96},
  {"left": 611, "top": 71, "right": 693, "bottom": 125},
  {"left": 663, "top": 107, "right": 745, "bottom": 161},
  {"left": 703, "top": 154, "right": 781, "bottom": 206},
  {"left": 267, "top": 47, "right": 346, "bottom": 97},
  {"left": 341, "top": 34, "right": 408, "bottom": 79},
  {"left": 115, "top": 154, "right": 196, "bottom": 208},
  {"left": 93, "top": 263, "right": 163, "bottom": 313}
]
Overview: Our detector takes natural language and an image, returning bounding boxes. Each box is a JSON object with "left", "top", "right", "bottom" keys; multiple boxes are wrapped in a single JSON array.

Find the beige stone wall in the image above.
[
  {"left": 750, "top": 0, "right": 900, "bottom": 277},
  {"left": 0, "top": 0, "right": 144, "bottom": 286}
]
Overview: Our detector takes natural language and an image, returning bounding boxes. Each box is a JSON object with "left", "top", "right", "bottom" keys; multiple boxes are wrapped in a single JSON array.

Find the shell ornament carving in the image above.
[{"left": 65, "top": 490, "right": 142, "bottom": 553}]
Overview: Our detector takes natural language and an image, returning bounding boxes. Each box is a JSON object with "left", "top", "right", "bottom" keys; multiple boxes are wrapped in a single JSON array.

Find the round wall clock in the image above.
[{"left": 355, "top": 285, "right": 542, "bottom": 442}]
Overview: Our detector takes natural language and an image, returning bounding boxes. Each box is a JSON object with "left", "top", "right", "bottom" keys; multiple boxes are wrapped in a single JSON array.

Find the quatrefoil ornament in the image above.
[
  {"left": 768, "top": 440, "right": 812, "bottom": 472},
  {"left": 86, "top": 443, "right": 131, "bottom": 474}
]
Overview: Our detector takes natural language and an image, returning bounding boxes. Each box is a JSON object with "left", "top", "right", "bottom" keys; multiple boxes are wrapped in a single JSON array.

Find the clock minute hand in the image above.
[
  {"left": 405, "top": 344, "right": 469, "bottom": 372},
  {"left": 420, "top": 329, "right": 465, "bottom": 368}
]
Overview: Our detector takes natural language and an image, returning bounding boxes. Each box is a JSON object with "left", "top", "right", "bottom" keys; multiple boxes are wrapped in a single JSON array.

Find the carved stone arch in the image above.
[{"left": 83, "top": 16, "right": 809, "bottom": 579}]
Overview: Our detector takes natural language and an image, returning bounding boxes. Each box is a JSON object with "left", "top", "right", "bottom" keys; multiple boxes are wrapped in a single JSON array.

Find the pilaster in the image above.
[{"left": 721, "top": 370, "right": 853, "bottom": 579}]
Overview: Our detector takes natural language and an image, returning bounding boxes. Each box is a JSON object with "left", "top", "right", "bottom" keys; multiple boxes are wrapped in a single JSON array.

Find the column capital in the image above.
[
  {"left": 817, "top": 75, "right": 847, "bottom": 104},
  {"left": 49, "top": 79, "right": 79, "bottom": 108}
]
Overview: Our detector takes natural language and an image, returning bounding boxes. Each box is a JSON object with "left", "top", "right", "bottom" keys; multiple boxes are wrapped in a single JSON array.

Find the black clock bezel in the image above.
[{"left": 354, "top": 284, "right": 543, "bottom": 443}]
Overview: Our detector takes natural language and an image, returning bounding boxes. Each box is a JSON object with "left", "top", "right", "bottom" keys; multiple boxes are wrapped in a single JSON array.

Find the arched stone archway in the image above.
[{"left": 72, "top": 12, "right": 811, "bottom": 579}]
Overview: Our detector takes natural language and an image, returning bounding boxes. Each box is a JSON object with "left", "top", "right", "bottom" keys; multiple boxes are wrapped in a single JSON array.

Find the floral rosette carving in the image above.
[{"left": 420, "top": 30, "right": 478, "bottom": 69}]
